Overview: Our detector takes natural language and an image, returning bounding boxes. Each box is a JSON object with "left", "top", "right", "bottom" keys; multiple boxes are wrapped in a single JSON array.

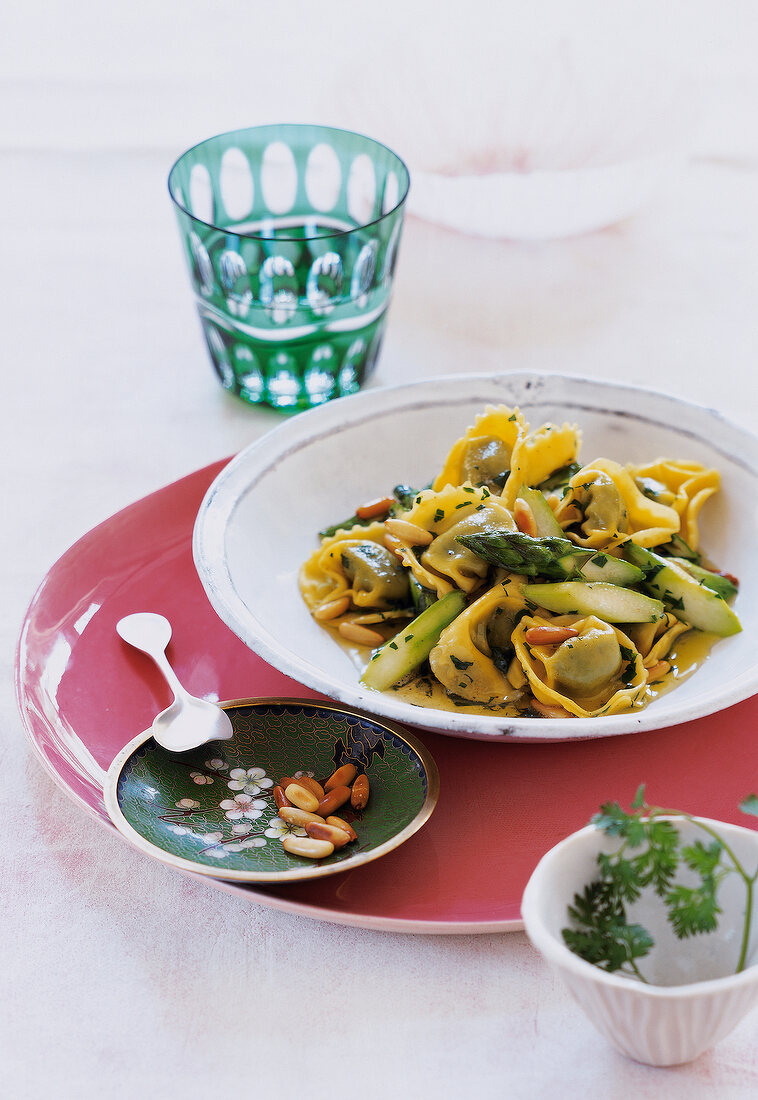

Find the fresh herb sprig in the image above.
[{"left": 561, "top": 784, "right": 758, "bottom": 983}]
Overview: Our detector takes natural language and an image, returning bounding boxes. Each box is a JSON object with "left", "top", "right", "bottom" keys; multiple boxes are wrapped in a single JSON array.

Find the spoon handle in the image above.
[{"left": 146, "top": 646, "right": 192, "bottom": 705}]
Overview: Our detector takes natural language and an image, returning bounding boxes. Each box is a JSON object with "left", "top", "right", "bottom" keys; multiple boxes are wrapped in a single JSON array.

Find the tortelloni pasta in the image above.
[
  {"left": 511, "top": 615, "right": 647, "bottom": 718},
  {"left": 299, "top": 403, "right": 741, "bottom": 720}
]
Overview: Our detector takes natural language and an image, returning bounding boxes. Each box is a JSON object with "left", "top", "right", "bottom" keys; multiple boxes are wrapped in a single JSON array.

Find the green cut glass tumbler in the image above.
[{"left": 168, "top": 124, "right": 410, "bottom": 410}]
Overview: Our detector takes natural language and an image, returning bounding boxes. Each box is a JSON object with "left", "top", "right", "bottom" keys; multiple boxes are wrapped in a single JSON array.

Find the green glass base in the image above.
[{"left": 199, "top": 307, "right": 388, "bottom": 410}]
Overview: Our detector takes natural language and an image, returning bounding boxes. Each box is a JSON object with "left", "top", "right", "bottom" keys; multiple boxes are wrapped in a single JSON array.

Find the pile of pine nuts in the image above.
[{"left": 274, "top": 763, "right": 370, "bottom": 860}]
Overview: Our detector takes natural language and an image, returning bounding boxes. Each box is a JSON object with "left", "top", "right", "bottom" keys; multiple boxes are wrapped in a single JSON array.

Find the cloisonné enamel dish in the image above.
[
  {"left": 194, "top": 372, "right": 758, "bottom": 742},
  {"left": 104, "top": 698, "right": 438, "bottom": 883}
]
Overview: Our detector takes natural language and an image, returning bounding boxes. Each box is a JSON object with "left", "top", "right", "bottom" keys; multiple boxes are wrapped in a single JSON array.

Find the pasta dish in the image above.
[{"left": 299, "top": 406, "right": 740, "bottom": 719}]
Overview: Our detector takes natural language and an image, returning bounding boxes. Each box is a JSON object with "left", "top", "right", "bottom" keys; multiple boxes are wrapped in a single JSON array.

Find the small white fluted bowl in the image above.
[{"left": 521, "top": 817, "right": 758, "bottom": 1066}]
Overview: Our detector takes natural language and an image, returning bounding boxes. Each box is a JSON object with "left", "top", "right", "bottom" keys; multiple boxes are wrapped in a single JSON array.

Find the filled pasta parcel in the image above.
[{"left": 299, "top": 404, "right": 740, "bottom": 719}]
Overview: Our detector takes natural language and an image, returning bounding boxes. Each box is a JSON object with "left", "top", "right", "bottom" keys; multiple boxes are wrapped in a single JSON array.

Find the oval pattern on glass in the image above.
[
  {"left": 189, "top": 163, "right": 214, "bottom": 224},
  {"left": 261, "top": 141, "right": 298, "bottom": 215},
  {"left": 347, "top": 154, "right": 376, "bottom": 225},
  {"left": 259, "top": 255, "right": 298, "bottom": 324},
  {"left": 382, "top": 170, "right": 400, "bottom": 214},
  {"left": 190, "top": 231, "right": 214, "bottom": 295},
  {"left": 219, "top": 249, "right": 252, "bottom": 316},
  {"left": 305, "top": 143, "right": 342, "bottom": 213},
  {"left": 219, "top": 147, "right": 254, "bottom": 221},
  {"left": 350, "top": 240, "right": 378, "bottom": 302},
  {"left": 306, "top": 251, "right": 343, "bottom": 315}
]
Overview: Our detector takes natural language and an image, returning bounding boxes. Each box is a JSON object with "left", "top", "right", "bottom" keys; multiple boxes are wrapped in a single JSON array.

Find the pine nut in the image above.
[
  {"left": 530, "top": 698, "right": 572, "bottom": 719},
  {"left": 316, "top": 785, "right": 352, "bottom": 817},
  {"left": 384, "top": 518, "right": 434, "bottom": 546},
  {"left": 325, "top": 763, "right": 358, "bottom": 791},
  {"left": 356, "top": 496, "right": 395, "bottom": 519},
  {"left": 338, "top": 621, "right": 384, "bottom": 646},
  {"left": 351, "top": 774, "right": 370, "bottom": 810},
  {"left": 383, "top": 533, "right": 406, "bottom": 558},
  {"left": 646, "top": 659, "right": 671, "bottom": 682},
  {"left": 314, "top": 595, "right": 350, "bottom": 621},
  {"left": 278, "top": 806, "right": 324, "bottom": 827},
  {"left": 284, "top": 783, "right": 320, "bottom": 813},
  {"left": 273, "top": 785, "right": 291, "bottom": 810},
  {"left": 282, "top": 835, "right": 335, "bottom": 860},
  {"left": 514, "top": 499, "right": 537, "bottom": 537},
  {"left": 326, "top": 815, "right": 358, "bottom": 841},
  {"left": 305, "top": 821, "right": 353, "bottom": 849},
  {"left": 293, "top": 775, "right": 325, "bottom": 800},
  {"left": 524, "top": 626, "right": 580, "bottom": 646}
]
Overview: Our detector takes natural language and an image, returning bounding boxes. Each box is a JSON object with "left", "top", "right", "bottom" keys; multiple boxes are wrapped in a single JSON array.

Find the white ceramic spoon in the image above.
[{"left": 116, "top": 612, "right": 233, "bottom": 752}]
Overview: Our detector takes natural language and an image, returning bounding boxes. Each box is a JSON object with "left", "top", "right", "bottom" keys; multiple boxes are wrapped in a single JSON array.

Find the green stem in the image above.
[
  {"left": 652, "top": 809, "right": 757, "bottom": 974},
  {"left": 626, "top": 958, "right": 649, "bottom": 984}
]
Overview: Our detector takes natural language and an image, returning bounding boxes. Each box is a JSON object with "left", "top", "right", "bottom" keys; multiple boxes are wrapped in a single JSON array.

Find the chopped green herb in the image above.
[{"left": 450, "top": 655, "right": 473, "bottom": 670}]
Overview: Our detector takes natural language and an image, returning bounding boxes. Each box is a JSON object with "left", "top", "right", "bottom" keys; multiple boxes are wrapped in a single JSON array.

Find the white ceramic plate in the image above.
[{"left": 193, "top": 372, "right": 758, "bottom": 742}]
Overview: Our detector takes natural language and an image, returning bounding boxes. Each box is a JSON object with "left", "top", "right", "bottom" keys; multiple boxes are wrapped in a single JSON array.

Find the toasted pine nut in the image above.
[
  {"left": 514, "top": 499, "right": 537, "bottom": 537},
  {"left": 646, "top": 659, "right": 671, "bottom": 682},
  {"left": 383, "top": 533, "right": 405, "bottom": 557},
  {"left": 356, "top": 496, "right": 395, "bottom": 520},
  {"left": 325, "top": 763, "right": 358, "bottom": 791},
  {"left": 284, "top": 782, "right": 320, "bottom": 813},
  {"left": 278, "top": 806, "right": 324, "bottom": 827},
  {"left": 273, "top": 785, "right": 291, "bottom": 810},
  {"left": 314, "top": 595, "right": 350, "bottom": 621},
  {"left": 326, "top": 815, "right": 358, "bottom": 841},
  {"left": 524, "top": 626, "right": 580, "bottom": 646},
  {"left": 351, "top": 774, "right": 370, "bottom": 810},
  {"left": 305, "top": 821, "right": 353, "bottom": 849},
  {"left": 384, "top": 518, "right": 434, "bottom": 546},
  {"left": 282, "top": 835, "right": 334, "bottom": 859},
  {"left": 293, "top": 775, "right": 325, "bottom": 800},
  {"left": 338, "top": 621, "right": 384, "bottom": 646},
  {"left": 530, "top": 698, "right": 572, "bottom": 719},
  {"left": 316, "top": 785, "right": 352, "bottom": 817}
]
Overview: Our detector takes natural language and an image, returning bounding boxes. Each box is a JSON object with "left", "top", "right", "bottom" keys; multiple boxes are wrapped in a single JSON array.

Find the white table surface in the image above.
[{"left": 5, "top": 3, "right": 758, "bottom": 1096}]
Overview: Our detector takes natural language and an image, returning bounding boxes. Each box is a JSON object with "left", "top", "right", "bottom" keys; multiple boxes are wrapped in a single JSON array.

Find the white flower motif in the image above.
[
  {"left": 294, "top": 769, "right": 315, "bottom": 780},
  {"left": 219, "top": 793, "right": 266, "bottom": 821},
  {"left": 265, "top": 816, "right": 306, "bottom": 840},
  {"left": 226, "top": 837, "right": 267, "bottom": 853},
  {"left": 206, "top": 758, "right": 228, "bottom": 771},
  {"left": 206, "top": 847, "right": 227, "bottom": 858},
  {"left": 201, "top": 831, "right": 223, "bottom": 844},
  {"left": 190, "top": 772, "right": 214, "bottom": 785},
  {"left": 227, "top": 767, "right": 273, "bottom": 796},
  {"left": 175, "top": 798, "right": 200, "bottom": 809},
  {"left": 168, "top": 823, "right": 192, "bottom": 836}
]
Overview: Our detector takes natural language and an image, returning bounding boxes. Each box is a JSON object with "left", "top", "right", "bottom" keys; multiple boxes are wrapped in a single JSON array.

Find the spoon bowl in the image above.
[{"left": 116, "top": 612, "right": 233, "bottom": 752}]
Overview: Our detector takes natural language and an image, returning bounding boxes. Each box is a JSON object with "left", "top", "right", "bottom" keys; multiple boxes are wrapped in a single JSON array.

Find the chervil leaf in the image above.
[
  {"left": 739, "top": 794, "right": 758, "bottom": 819},
  {"left": 638, "top": 819, "right": 680, "bottom": 895},
  {"left": 563, "top": 880, "right": 654, "bottom": 972},
  {"left": 666, "top": 881, "right": 721, "bottom": 939},
  {"left": 592, "top": 801, "right": 646, "bottom": 847},
  {"left": 631, "top": 783, "right": 647, "bottom": 810},
  {"left": 598, "top": 852, "right": 643, "bottom": 904},
  {"left": 681, "top": 839, "right": 723, "bottom": 876}
]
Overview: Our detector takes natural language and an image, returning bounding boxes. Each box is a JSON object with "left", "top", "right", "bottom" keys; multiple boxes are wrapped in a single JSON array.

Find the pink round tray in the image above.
[{"left": 16, "top": 460, "right": 758, "bottom": 933}]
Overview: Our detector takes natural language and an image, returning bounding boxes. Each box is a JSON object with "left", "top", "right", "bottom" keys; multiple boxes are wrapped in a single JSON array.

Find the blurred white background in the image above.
[
  {"left": 3, "top": 1, "right": 756, "bottom": 164},
  {"left": 5, "top": 5, "right": 758, "bottom": 1097}
]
